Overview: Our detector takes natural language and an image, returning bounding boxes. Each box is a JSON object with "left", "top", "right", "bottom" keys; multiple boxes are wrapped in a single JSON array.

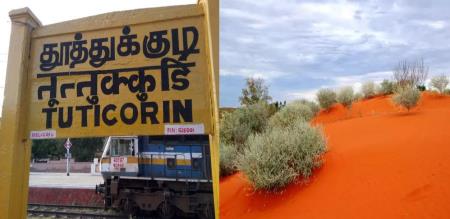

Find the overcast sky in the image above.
[
  {"left": 221, "top": 0, "right": 450, "bottom": 106},
  {"left": 2, "top": 0, "right": 450, "bottom": 113}
]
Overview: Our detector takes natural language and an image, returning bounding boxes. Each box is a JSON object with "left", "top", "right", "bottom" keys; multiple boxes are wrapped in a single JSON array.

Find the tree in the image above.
[
  {"left": 31, "top": 137, "right": 105, "bottom": 162},
  {"left": 70, "top": 137, "right": 105, "bottom": 162},
  {"left": 393, "top": 58, "right": 428, "bottom": 88},
  {"left": 31, "top": 139, "right": 66, "bottom": 160},
  {"left": 430, "top": 75, "right": 449, "bottom": 94},
  {"left": 239, "top": 77, "right": 272, "bottom": 106}
]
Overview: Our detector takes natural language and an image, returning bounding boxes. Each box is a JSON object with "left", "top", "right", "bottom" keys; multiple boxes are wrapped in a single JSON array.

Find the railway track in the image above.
[{"left": 27, "top": 203, "right": 129, "bottom": 218}]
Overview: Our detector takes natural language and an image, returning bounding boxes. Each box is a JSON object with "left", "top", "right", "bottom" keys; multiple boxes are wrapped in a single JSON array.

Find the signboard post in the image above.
[
  {"left": 0, "top": 8, "right": 41, "bottom": 219},
  {"left": 64, "top": 138, "right": 72, "bottom": 176},
  {"left": 0, "top": 1, "right": 219, "bottom": 218}
]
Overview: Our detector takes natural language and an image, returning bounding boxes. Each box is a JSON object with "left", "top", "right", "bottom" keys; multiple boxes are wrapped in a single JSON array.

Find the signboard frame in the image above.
[{"left": 0, "top": 1, "right": 219, "bottom": 218}]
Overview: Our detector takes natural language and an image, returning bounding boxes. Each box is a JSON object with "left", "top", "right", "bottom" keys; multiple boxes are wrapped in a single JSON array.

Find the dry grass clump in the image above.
[
  {"left": 392, "top": 86, "right": 420, "bottom": 111},
  {"left": 294, "top": 99, "right": 320, "bottom": 116},
  {"left": 219, "top": 102, "right": 271, "bottom": 175},
  {"left": 337, "top": 86, "right": 354, "bottom": 108},
  {"left": 379, "top": 79, "right": 395, "bottom": 95},
  {"left": 220, "top": 143, "right": 238, "bottom": 176},
  {"left": 361, "top": 81, "right": 377, "bottom": 99},
  {"left": 220, "top": 102, "right": 270, "bottom": 148},
  {"left": 268, "top": 102, "right": 313, "bottom": 128},
  {"left": 238, "top": 121, "right": 326, "bottom": 191},
  {"left": 430, "top": 75, "right": 449, "bottom": 94},
  {"left": 316, "top": 88, "right": 337, "bottom": 110}
]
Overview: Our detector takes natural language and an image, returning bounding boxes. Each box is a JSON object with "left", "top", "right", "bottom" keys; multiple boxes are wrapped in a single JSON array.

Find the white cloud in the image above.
[
  {"left": 296, "top": 2, "right": 357, "bottom": 22},
  {"left": 221, "top": 68, "right": 285, "bottom": 81},
  {"left": 330, "top": 71, "right": 393, "bottom": 88},
  {"left": 417, "top": 20, "right": 446, "bottom": 30},
  {"left": 286, "top": 88, "right": 319, "bottom": 102}
]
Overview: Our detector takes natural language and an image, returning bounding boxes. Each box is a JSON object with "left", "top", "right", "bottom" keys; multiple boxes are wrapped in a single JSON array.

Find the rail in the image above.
[{"left": 27, "top": 203, "right": 129, "bottom": 218}]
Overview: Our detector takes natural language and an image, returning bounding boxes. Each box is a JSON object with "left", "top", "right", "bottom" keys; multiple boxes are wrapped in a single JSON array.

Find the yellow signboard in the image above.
[
  {"left": 0, "top": 2, "right": 219, "bottom": 219},
  {"left": 28, "top": 8, "right": 212, "bottom": 138}
]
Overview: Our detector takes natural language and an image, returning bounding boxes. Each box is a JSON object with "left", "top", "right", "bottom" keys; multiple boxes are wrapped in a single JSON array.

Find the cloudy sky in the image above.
[
  {"left": 1, "top": 0, "right": 450, "bottom": 112},
  {"left": 220, "top": 0, "right": 450, "bottom": 106}
]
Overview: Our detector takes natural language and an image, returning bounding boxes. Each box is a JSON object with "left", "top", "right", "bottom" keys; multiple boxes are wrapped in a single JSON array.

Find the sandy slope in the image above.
[{"left": 220, "top": 92, "right": 450, "bottom": 219}]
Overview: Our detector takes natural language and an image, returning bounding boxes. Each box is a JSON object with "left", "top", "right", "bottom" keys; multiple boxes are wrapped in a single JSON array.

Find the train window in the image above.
[
  {"left": 192, "top": 158, "right": 202, "bottom": 170},
  {"left": 166, "top": 158, "right": 176, "bottom": 169},
  {"left": 110, "top": 139, "right": 134, "bottom": 156}
]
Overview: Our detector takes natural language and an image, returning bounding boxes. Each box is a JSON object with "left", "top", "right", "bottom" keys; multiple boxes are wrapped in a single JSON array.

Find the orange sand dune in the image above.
[{"left": 220, "top": 92, "right": 450, "bottom": 219}]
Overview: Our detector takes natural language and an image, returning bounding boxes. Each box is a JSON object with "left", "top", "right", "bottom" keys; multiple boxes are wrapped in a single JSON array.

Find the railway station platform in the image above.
[
  {"left": 28, "top": 172, "right": 103, "bottom": 206},
  {"left": 29, "top": 172, "right": 102, "bottom": 189}
]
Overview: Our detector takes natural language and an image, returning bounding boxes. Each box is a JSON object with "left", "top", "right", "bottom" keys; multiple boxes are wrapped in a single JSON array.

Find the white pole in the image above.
[{"left": 66, "top": 148, "right": 70, "bottom": 176}]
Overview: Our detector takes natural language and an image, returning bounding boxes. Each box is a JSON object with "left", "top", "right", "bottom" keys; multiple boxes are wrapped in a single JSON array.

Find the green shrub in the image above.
[
  {"left": 316, "top": 88, "right": 337, "bottom": 110},
  {"left": 353, "top": 92, "right": 363, "bottom": 101},
  {"left": 220, "top": 143, "right": 238, "bottom": 176},
  {"left": 430, "top": 75, "right": 449, "bottom": 94},
  {"left": 379, "top": 79, "right": 395, "bottom": 95},
  {"left": 336, "top": 86, "right": 354, "bottom": 108},
  {"left": 392, "top": 86, "right": 420, "bottom": 111},
  {"left": 361, "top": 81, "right": 377, "bottom": 98},
  {"left": 269, "top": 102, "right": 313, "bottom": 128},
  {"left": 294, "top": 99, "right": 320, "bottom": 116},
  {"left": 220, "top": 102, "right": 270, "bottom": 148},
  {"left": 238, "top": 121, "right": 327, "bottom": 191}
]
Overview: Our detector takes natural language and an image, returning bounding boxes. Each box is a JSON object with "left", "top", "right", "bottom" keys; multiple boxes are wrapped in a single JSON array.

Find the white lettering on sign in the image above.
[
  {"left": 164, "top": 124, "right": 204, "bottom": 135},
  {"left": 30, "top": 130, "right": 56, "bottom": 139},
  {"left": 112, "top": 157, "right": 126, "bottom": 170}
]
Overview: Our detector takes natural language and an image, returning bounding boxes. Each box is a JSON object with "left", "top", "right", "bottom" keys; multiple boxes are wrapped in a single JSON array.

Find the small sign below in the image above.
[
  {"left": 30, "top": 130, "right": 56, "bottom": 139},
  {"left": 164, "top": 124, "right": 205, "bottom": 135},
  {"left": 112, "top": 157, "right": 126, "bottom": 170},
  {"left": 64, "top": 138, "right": 72, "bottom": 150}
]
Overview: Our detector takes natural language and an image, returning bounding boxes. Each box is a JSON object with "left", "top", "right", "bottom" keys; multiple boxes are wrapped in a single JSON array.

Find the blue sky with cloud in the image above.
[{"left": 220, "top": 0, "right": 450, "bottom": 106}]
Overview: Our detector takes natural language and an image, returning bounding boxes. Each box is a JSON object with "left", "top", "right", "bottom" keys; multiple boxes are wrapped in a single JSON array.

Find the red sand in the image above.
[{"left": 220, "top": 92, "right": 450, "bottom": 219}]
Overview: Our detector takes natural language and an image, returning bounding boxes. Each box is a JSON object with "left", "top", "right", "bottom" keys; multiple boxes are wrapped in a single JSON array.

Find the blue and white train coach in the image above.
[{"left": 96, "top": 135, "right": 213, "bottom": 218}]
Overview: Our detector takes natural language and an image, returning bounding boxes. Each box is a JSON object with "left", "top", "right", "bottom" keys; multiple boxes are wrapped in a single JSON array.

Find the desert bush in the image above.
[
  {"left": 220, "top": 102, "right": 270, "bottom": 148},
  {"left": 430, "top": 75, "right": 449, "bottom": 94},
  {"left": 269, "top": 102, "right": 313, "bottom": 128},
  {"left": 379, "top": 79, "right": 395, "bottom": 95},
  {"left": 238, "top": 121, "right": 326, "bottom": 191},
  {"left": 294, "top": 99, "right": 320, "bottom": 116},
  {"left": 392, "top": 86, "right": 420, "bottom": 111},
  {"left": 336, "top": 86, "right": 354, "bottom": 108},
  {"left": 316, "top": 88, "right": 337, "bottom": 110},
  {"left": 353, "top": 92, "right": 363, "bottom": 101},
  {"left": 361, "top": 81, "right": 377, "bottom": 99},
  {"left": 220, "top": 143, "right": 238, "bottom": 176}
]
